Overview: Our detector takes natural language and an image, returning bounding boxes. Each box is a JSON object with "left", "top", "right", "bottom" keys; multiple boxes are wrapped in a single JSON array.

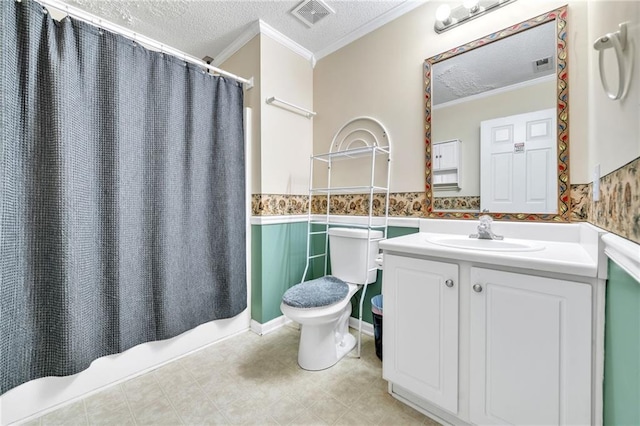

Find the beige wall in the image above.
[
  {"left": 433, "top": 78, "right": 556, "bottom": 197},
  {"left": 220, "top": 36, "right": 262, "bottom": 193},
  {"left": 222, "top": 34, "right": 313, "bottom": 196},
  {"left": 222, "top": 0, "right": 637, "bottom": 200},
  {"left": 314, "top": 0, "right": 590, "bottom": 192},
  {"left": 260, "top": 35, "right": 313, "bottom": 195},
  {"left": 588, "top": 1, "right": 640, "bottom": 178}
]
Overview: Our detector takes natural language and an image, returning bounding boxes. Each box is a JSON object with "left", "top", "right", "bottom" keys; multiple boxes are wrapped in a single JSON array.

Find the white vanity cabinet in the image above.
[
  {"left": 382, "top": 255, "right": 459, "bottom": 414},
  {"left": 380, "top": 222, "right": 606, "bottom": 426},
  {"left": 468, "top": 267, "right": 592, "bottom": 426}
]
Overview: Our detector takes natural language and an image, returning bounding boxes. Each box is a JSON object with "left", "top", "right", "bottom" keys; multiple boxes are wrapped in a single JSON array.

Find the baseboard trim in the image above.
[
  {"left": 349, "top": 317, "right": 374, "bottom": 336},
  {"left": 251, "top": 316, "right": 373, "bottom": 337},
  {"left": 250, "top": 316, "right": 294, "bottom": 336}
]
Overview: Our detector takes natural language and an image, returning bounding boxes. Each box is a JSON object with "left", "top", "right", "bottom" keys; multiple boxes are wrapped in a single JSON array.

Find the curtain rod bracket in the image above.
[{"left": 33, "top": 0, "right": 252, "bottom": 88}]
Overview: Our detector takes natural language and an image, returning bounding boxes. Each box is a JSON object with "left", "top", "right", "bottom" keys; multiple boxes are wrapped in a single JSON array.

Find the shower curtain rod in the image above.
[{"left": 30, "top": 0, "right": 254, "bottom": 90}]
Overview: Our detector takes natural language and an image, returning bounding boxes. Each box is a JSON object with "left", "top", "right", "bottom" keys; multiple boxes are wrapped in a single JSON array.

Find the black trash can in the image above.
[{"left": 371, "top": 295, "right": 383, "bottom": 360}]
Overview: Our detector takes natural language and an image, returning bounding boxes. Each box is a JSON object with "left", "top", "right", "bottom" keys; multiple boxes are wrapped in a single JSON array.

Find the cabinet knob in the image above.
[
  {"left": 445, "top": 279, "right": 454, "bottom": 288},
  {"left": 473, "top": 283, "right": 483, "bottom": 293}
]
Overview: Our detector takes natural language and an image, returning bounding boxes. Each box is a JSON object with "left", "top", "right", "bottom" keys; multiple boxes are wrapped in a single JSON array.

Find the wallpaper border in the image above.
[{"left": 252, "top": 157, "right": 639, "bottom": 244}]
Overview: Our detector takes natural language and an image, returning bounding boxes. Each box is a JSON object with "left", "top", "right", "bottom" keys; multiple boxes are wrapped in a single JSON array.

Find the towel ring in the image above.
[{"left": 593, "top": 23, "right": 628, "bottom": 100}]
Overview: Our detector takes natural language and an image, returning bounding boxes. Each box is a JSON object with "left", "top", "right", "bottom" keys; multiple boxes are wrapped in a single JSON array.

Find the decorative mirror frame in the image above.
[{"left": 424, "top": 6, "right": 569, "bottom": 222}]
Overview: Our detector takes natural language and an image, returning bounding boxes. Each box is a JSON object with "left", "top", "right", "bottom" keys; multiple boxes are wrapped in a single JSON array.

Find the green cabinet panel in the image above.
[{"left": 604, "top": 260, "right": 640, "bottom": 426}]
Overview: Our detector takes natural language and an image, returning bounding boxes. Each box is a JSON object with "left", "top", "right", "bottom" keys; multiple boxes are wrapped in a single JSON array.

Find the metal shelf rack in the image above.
[{"left": 301, "top": 116, "right": 391, "bottom": 358}]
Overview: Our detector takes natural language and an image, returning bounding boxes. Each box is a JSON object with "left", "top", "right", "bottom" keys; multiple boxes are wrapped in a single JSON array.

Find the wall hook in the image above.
[{"left": 593, "top": 22, "right": 629, "bottom": 100}]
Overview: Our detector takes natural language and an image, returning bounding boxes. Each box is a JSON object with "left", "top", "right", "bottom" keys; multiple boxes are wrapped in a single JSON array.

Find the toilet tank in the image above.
[{"left": 328, "top": 227, "right": 384, "bottom": 285}]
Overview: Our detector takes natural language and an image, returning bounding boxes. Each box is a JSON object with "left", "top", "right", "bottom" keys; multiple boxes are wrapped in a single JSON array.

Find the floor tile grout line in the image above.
[
  {"left": 149, "top": 369, "right": 188, "bottom": 425},
  {"left": 119, "top": 383, "right": 140, "bottom": 426},
  {"left": 331, "top": 408, "right": 352, "bottom": 426},
  {"left": 80, "top": 399, "right": 89, "bottom": 425},
  {"left": 186, "top": 358, "right": 235, "bottom": 424},
  {"left": 194, "top": 380, "right": 234, "bottom": 423}
]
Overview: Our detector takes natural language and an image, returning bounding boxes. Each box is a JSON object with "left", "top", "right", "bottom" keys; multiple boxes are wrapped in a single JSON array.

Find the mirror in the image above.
[{"left": 424, "top": 6, "right": 570, "bottom": 222}]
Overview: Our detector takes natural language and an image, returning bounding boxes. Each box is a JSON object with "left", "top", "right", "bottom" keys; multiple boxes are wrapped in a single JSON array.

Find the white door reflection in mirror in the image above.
[{"left": 480, "top": 108, "right": 557, "bottom": 213}]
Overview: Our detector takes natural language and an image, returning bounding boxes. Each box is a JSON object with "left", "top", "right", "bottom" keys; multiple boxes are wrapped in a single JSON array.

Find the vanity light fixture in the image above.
[
  {"left": 463, "top": 0, "right": 480, "bottom": 14},
  {"left": 434, "top": 0, "right": 517, "bottom": 34}
]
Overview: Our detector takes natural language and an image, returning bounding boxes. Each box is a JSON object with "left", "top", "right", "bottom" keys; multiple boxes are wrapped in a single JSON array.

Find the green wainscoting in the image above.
[
  {"left": 604, "top": 260, "right": 640, "bottom": 426},
  {"left": 351, "top": 226, "right": 420, "bottom": 324},
  {"left": 251, "top": 222, "right": 309, "bottom": 323},
  {"left": 251, "top": 222, "right": 419, "bottom": 325}
]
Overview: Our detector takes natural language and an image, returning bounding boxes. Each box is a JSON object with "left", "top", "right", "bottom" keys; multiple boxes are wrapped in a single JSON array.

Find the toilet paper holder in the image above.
[{"left": 593, "top": 22, "right": 629, "bottom": 101}]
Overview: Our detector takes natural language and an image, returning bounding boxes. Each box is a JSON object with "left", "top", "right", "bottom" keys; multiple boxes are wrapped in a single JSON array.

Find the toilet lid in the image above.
[{"left": 282, "top": 276, "right": 349, "bottom": 308}]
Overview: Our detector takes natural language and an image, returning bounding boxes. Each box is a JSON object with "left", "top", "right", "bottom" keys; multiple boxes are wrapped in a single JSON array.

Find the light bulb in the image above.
[
  {"left": 435, "top": 4, "right": 452, "bottom": 23},
  {"left": 463, "top": 0, "right": 479, "bottom": 10}
]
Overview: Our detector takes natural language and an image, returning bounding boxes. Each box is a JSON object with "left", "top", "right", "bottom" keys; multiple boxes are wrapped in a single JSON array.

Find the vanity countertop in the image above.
[{"left": 380, "top": 225, "right": 602, "bottom": 278}]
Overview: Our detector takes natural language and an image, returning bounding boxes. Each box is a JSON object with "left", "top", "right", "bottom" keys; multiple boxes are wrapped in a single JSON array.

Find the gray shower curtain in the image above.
[{"left": 0, "top": 0, "right": 247, "bottom": 394}]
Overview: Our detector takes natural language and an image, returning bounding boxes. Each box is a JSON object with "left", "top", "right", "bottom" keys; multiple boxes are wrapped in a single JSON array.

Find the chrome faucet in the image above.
[{"left": 469, "top": 215, "right": 504, "bottom": 240}]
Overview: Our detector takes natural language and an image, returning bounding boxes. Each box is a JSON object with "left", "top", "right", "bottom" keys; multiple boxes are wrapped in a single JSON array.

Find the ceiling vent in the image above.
[
  {"left": 533, "top": 56, "right": 554, "bottom": 73},
  {"left": 291, "top": 0, "right": 335, "bottom": 28}
]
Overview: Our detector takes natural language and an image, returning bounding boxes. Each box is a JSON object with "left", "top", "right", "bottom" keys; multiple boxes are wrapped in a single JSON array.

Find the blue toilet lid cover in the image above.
[{"left": 282, "top": 276, "right": 349, "bottom": 308}]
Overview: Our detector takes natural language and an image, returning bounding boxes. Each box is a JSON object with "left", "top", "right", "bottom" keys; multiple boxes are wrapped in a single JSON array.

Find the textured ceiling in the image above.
[
  {"left": 63, "top": 0, "right": 413, "bottom": 61},
  {"left": 433, "top": 20, "right": 557, "bottom": 105}
]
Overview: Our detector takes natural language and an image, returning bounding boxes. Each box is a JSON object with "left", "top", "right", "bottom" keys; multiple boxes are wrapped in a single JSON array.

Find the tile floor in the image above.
[{"left": 24, "top": 324, "right": 440, "bottom": 425}]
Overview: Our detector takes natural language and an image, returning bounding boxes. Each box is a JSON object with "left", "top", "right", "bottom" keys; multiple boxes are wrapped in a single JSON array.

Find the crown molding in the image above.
[
  {"left": 314, "top": 0, "right": 427, "bottom": 62},
  {"left": 214, "top": 19, "right": 315, "bottom": 68},
  {"left": 216, "top": 1, "right": 426, "bottom": 68},
  {"left": 258, "top": 20, "right": 316, "bottom": 67},
  {"left": 213, "top": 21, "right": 261, "bottom": 67}
]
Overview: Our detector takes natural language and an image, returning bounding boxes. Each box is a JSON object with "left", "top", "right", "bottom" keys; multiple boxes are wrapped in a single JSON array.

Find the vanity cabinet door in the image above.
[
  {"left": 383, "top": 255, "right": 459, "bottom": 414},
  {"left": 469, "top": 267, "right": 592, "bottom": 426}
]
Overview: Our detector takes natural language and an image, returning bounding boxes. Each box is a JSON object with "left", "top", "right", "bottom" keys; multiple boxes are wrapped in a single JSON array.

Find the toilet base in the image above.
[
  {"left": 298, "top": 326, "right": 357, "bottom": 371},
  {"left": 281, "top": 283, "right": 360, "bottom": 371}
]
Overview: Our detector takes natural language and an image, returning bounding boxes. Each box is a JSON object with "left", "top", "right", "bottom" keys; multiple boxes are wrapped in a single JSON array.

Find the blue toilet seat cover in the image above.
[{"left": 282, "top": 276, "right": 349, "bottom": 308}]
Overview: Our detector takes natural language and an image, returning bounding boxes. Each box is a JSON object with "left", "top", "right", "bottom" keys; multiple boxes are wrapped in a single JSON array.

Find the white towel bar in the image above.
[
  {"left": 593, "top": 22, "right": 629, "bottom": 101},
  {"left": 266, "top": 96, "right": 316, "bottom": 119}
]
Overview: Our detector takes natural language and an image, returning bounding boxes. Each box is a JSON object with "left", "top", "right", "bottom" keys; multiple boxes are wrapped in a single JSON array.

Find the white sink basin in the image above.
[{"left": 426, "top": 235, "right": 545, "bottom": 252}]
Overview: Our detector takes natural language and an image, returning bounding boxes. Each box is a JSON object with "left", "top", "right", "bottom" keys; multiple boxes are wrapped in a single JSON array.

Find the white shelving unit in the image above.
[{"left": 301, "top": 117, "right": 391, "bottom": 358}]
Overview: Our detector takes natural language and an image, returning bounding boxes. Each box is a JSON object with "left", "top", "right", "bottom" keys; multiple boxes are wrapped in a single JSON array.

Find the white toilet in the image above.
[{"left": 280, "top": 227, "right": 382, "bottom": 370}]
